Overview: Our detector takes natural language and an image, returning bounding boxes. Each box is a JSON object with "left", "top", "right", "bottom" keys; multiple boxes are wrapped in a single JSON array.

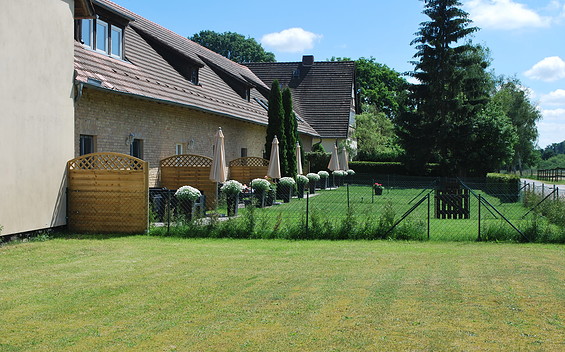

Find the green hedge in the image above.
[
  {"left": 486, "top": 173, "right": 521, "bottom": 202},
  {"left": 348, "top": 161, "right": 441, "bottom": 176}
]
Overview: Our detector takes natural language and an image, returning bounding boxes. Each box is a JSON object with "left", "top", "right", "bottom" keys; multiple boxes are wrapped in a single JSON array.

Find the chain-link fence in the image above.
[{"left": 148, "top": 176, "right": 565, "bottom": 243}]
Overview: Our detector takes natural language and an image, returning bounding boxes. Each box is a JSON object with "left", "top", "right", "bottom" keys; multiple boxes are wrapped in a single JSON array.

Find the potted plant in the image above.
[
  {"left": 295, "top": 175, "right": 309, "bottom": 198},
  {"left": 306, "top": 173, "right": 320, "bottom": 194},
  {"left": 175, "top": 185, "right": 201, "bottom": 220},
  {"left": 332, "top": 170, "right": 346, "bottom": 187},
  {"left": 266, "top": 182, "right": 276, "bottom": 206},
  {"left": 317, "top": 170, "right": 329, "bottom": 189},
  {"left": 373, "top": 182, "right": 384, "bottom": 195},
  {"left": 220, "top": 180, "right": 243, "bottom": 216},
  {"left": 251, "top": 178, "right": 270, "bottom": 207},
  {"left": 278, "top": 177, "right": 296, "bottom": 203}
]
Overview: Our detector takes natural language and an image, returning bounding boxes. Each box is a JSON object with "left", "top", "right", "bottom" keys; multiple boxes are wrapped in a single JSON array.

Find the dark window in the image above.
[
  {"left": 190, "top": 67, "right": 199, "bottom": 85},
  {"left": 241, "top": 148, "right": 248, "bottom": 158},
  {"left": 80, "top": 135, "right": 95, "bottom": 156},
  {"left": 131, "top": 139, "right": 143, "bottom": 159}
]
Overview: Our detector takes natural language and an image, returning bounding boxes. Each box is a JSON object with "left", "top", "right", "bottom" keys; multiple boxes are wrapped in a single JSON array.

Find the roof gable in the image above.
[
  {"left": 245, "top": 59, "right": 357, "bottom": 139},
  {"left": 74, "top": 0, "right": 318, "bottom": 137}
]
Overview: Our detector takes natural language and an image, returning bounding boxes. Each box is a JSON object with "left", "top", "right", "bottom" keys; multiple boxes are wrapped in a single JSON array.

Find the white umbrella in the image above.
[
  {"left": 209, "top": 127, "right": 227, "bottom": 183},
  {"left": 295, "top": 142, "right": 303, "bottom": 175},
  {"left": 267, "top": 136, "right": 281, "bottom": 179},
  {"left": 328, "top": 145, "right": 340, "bottom": 171},
  {"left": 339, "top": 147, "right": 349, "bottom": 170}
]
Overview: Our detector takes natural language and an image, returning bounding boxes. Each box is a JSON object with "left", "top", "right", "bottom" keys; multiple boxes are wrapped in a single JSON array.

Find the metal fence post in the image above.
[
  {"left": 347, "top": 183, "right": 350, "bottom": 209},
  {"left": 427, "top": 193, "right": 430, "bottom": 240},
  {"left": 167, "top": 192, "right": 171, "bottom": 236},
  {"left": 477, "top": 194, "right": 482, "bottom": 241},
  {"left": 305, "top": 189, "right": 309, "bottom": 235}
]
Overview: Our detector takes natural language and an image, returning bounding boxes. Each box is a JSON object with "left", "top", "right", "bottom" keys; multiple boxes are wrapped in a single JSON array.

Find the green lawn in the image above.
[{"left": 1, "top": 237, "right": 563, "bottom": 351}]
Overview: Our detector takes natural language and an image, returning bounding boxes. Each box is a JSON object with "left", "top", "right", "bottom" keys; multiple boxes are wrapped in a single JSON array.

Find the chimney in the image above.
[{"left": 301, "top": 55, "right": 314, "bottom": 67}]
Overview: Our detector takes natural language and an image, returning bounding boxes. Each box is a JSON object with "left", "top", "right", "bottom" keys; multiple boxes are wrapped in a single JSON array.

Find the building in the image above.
[
  {"left": 0, "top": 0, "right": 94, "bottom": 236},
  {"left": 73, "top": 0, "right": 318, "bottom": 186},
  {"left": 245, "top": 56, "right": 360, "bottom": 152}
]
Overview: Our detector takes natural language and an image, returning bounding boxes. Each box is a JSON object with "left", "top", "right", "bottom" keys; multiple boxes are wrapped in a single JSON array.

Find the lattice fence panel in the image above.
[
  {"left": 67, "top": 153, "right": 148, "bottom": 233},
  {"left": 160, "top": 154, "right": 216, "bottom": 209},
  {"left": 229, "top": 157, "right": 269, "bottom": 184}
]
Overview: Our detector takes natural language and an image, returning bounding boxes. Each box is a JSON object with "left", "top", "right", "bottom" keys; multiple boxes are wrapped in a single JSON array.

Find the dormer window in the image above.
[{"left": 79, "top": 18, "right": 123, "bottom": 59}]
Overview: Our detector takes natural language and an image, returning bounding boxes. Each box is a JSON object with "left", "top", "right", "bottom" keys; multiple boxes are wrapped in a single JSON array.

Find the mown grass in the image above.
[{"left": 1, "top": 237, "right": 563, "bottom": 351}]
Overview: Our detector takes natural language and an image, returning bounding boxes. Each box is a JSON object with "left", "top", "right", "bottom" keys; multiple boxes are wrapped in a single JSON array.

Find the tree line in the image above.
[{"left": 190, "top": 0, "right": 543, "bottom": 177}]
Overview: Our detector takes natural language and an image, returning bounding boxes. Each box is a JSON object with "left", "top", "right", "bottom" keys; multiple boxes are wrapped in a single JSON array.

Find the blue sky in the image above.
[{"left": 112, "top": 0, "right": 565, "bottom": 148}]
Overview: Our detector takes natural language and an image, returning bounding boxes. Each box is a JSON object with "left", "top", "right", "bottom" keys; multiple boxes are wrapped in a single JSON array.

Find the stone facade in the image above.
[{"left": 75, "top": 88, "right": 274, "bottom": 186}]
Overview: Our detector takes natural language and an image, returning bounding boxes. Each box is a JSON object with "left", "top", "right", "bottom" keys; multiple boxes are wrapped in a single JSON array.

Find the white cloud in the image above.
[
  {"left": 524, "top": 56, "right": 565, "bottom": 82},
  {"left": 540, "top": 89, "right": 565, "bottom": 106},
  {"left": 538, "top": 108, "right": 565, "bottom": 146},
  {"left": 261, "top": 28, "right": 322, "bottom": 53},
  {"left": 464, "top": 0, "right": 552, "bottom": 30}
]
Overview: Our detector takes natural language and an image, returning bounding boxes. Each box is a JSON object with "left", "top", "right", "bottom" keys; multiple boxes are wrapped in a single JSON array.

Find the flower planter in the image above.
[
  {"left": 281, "top": 188, "right": 292, "bottom": 203},
  {"left": 255, "top": 191, "right": 266, "bottom": 208},
  {"left": 226, "top": 193, "right": 239, "bottom": 216},
  {"left": 309, "top": 182, "right": 317, "bottom": 194},
  {"left": 320, "top": 178, "right": 328, "bottom": 189},
  {"left": 266, "top": 189, "right": 275, "bottom": 206},
  {"left": 374, "top": 188, "right": 383, "bottom": 196},
  {"left": 297, "top": 183, "right": 305, "bottom": 198},
  {"left": 180, "top": 199, "right": 195, "bottom": 220}
]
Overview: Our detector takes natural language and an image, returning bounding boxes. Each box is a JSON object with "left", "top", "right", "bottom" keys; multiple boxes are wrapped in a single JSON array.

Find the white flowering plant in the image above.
[
  {"left": 175, "top": 185, "right": 201, "bottom": 202},
  {"left": 251, "top": 178, "right": 271, "bottom": 192},
  {"left": 221, "top": 180, "right": 243, "bottom": 195},
  {"left": 279, "top": 177, "right": 296, "bottom": 187},
  {"left": 296, "top": 174, "right": 309, "bottom": 185},
  {"left": 317, "top": 170, "right": 329, "bottom": 178},
  {"left": 347, "top": 169, "right": 355, "bottom": 176},
  {"left": 306, "top": 172, "right": 321, "bottom": 182},
  {"left": 333, "top": 170, "right": 347, "bottom": 177}
]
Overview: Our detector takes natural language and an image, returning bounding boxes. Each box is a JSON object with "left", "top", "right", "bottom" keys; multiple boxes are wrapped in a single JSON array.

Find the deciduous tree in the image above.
[{"left": 190, "top": 30, "right": 276, "bottom": 63}]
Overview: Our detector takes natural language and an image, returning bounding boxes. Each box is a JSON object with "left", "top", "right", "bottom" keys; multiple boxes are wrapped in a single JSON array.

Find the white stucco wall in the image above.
[{"left": 0, "top": 0, "right": 76, "bottom": 235}]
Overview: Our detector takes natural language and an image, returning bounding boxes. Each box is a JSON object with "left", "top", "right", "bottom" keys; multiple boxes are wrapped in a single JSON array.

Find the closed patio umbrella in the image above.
[
  {"left": 339, "top": 147, "right": 349, "bottom": 170},
  {"left": 210, "top": 127, "right": 227, "bottom": 183},
  {"left": 267, "top": 136, "right": 281, "bottom": 179},
  {"left": 210, "top": 127, "right": 227, "bottom": 207},
  {"left": 328, "top": 145, "right": 340, "bottom": 171},
  {"left": 295, "top": 142, "right": 303, "bottom": 175}
]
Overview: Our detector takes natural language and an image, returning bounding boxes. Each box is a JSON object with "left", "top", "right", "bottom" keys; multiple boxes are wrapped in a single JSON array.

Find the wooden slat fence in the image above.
[
  {"left": 67, "top": 152, "right": 149, "bottom": 233},
  {"left": 537, "top": 168, "right": 565, "bottom": 182},
  {"left": 160, "top": 154, "right": 216, "bottom": 209},
  {"left": 228, "top": 157, "right": 269, "bottom": 184}
]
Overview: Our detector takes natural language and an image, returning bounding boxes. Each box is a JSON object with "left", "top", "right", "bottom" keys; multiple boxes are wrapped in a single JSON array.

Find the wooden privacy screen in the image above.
[
  {"left": 160, "top": 154, "right": 216, "bottom": 209},
  {"left": 228, "top": 157, "right": 269, "bottom": 184},
  {"left": 67, "top": 153, "right": 149, "bottom": 233}
]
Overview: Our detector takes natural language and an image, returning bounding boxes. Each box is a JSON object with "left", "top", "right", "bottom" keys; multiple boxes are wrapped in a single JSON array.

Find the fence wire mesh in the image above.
[{"left": 148, "top": 176, "right": 565, "bottom": 242}]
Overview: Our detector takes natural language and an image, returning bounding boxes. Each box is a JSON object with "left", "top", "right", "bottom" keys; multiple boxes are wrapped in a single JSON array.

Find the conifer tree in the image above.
[
  {"left": 398, "top": 0, "right": 494, "bottom": 176},
  {"left": 282, "top": 88, "right": 297, "bottom": 176},
  {"left": 265, "top": 80, "right": 285, "bottom": 166}
]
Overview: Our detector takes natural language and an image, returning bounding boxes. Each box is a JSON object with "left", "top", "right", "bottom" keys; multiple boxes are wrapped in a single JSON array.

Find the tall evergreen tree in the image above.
[
  {"left": 398, "top": 0, "right": 494, "bottom": 176},
  {"left": 265, "top": 80, "right": 285, "bottom": 165},
  {"left": 282, "top": 88, "right": 297, "bottom": 176}
]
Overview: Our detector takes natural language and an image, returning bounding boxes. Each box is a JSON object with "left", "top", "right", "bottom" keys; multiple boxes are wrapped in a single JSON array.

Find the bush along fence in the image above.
[{"left": 147, "top": 175, "right": 565, "bottom": 243}]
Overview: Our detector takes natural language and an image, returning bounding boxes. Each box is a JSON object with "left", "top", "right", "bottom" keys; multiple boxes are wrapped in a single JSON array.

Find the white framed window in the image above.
[
  {"left": 95, "top": 19, "right": 108, "bottom": 53},
  {"left": 110, "top": 25, "right": 122, "bottom": 58},
  {"left": 175, "top": 143, "right": 183, "bottom": 155},
  {"left": 81, "top": 19, "right": 93, "bottom": 47}
]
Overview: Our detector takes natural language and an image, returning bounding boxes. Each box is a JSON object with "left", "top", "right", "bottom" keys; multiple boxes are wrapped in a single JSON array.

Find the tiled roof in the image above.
[
  {"left": 74, "top": 0, "right": 318, "bottom": 137},
  {"left": 244, "top": 60, "right": 357, "bottom": 139}
]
